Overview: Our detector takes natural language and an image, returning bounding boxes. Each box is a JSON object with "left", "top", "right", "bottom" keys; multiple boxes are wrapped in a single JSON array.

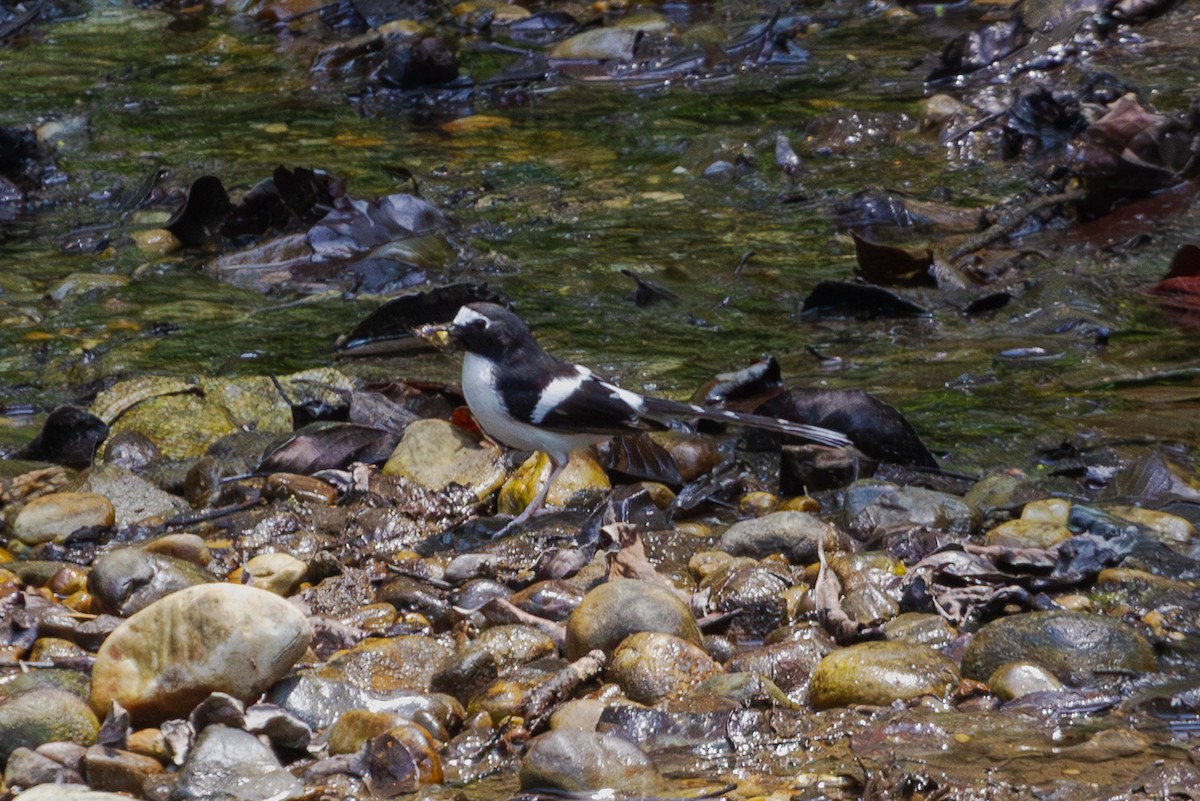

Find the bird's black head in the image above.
[{"left": 449, "top": 302, "right": 535, "bottom": 360}]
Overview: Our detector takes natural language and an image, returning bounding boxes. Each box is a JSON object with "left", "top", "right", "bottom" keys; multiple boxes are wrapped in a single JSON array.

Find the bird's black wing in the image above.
[{"left": 508, "top": 366, "right": 661, "bottom": 435}]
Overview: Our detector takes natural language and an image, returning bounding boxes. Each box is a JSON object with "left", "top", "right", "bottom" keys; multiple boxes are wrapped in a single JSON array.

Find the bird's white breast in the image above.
[{"left": 461, "top": 352, "right": 599, "bottom": 462}]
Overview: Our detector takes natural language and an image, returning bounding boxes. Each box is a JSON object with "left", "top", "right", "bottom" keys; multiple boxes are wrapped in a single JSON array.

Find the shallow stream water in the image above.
[{"left": 2, "top": 0, "right": 1198, "bottom": 476}]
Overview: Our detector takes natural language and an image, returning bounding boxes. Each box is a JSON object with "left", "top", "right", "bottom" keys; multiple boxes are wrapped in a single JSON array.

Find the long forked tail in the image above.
[{"left": 639, "top": 396, "right": 854, "bottom": 449}]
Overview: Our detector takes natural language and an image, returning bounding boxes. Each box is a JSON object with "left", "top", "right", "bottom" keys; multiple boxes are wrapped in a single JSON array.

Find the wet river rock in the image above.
[
  {"left": 498, "top": 451, "right": 610, "bottom": 515},
  {"left": 89, "top": 583, "right": 312, "bottom": 724},
  {"left": 268, "top": 673, "right": 464, "bottom": 735},
  {"left": 83, "top": 745, "right": 165, "bottom": 796},
  {"left": 986, "top": 661, "right": 1066, "bottom": 700},
  {"left": 87, "top": 547, "right": 216, "bottom": 617},
  {"left": 10, "top": 492, "right": 115, "bottom": 545},
  {"left": 844, "top": 481, "right": 976, "bottom": 542},
  {"left": 565, "top": 579, "right": 701, "bottom": 659},
  {"left": 239, "top": 552, "right": 307, "bottom": 596},
  {"left": 707, "top": 564, "right": 790, "bottom": 638},
  {"left": 0, "top": 687, "right": 100, "bottom": 763},
  {"left": 13, "top": 787, "right": 134, "bottom": 800},
  {"left": 433, "top": 624, "right": 558, "bottom": 704},
  {"left": 717, "top": 510, "right": 847, "bottom": 563},
  {"left": 70, "top": 464, "right": 189, "bottom": 526},
  {"left": 606, "top": 632, "right": 721, "bottom": 705},
  {"left": 809, "top": 640, "right": 960, "bottom": 709},
  {"left": 318, "top": 634, "right": 453, "bottom": 694},
  {"left": 961, "top": 610, "right": 1157, "bottom": 687},
  {"left": 170, "top": 725, "right": 303, "bottom": 801},
  {"left": 519, "top": 729, "right": 662, "bottom": 793},
  {"left": 726, "top": 625, "right": 835, "bottom": 704},
  {"left": 382, "top": 419, "right": 507, "bottom": 500}
]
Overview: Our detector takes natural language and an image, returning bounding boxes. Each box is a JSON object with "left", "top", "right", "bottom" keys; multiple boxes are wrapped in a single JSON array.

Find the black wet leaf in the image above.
[
  {"left": 309, "top": 192, "right": 449, "bottom": 257},
  {"left": 800, "top": 280, "right": 931, "bottom": 319},
  {"left": 0, "top": 126, "right": 40, "bottom": 180},
  {"left": 1075, "top": 94, "right": 1200, "bottom": 217},
  {"left": 757, "top": 388, "right": 939, "bottom": 468},
  {"left": 348, "top": 0, "right": 431, "bottom": 28},
  {"left": 370, "top": 36, "right": 459, "bottom": 91},
  {"left": 1110, "top": 0, "right": 1181, "bottom": 22},
  {"left": 964, "top": 291, "right": 1012, "bottom": 315},
  {"left": 852, "top": 232, "right": 936, "bottom": 287},
  {"left": 506, "top": 11, "right": 578, "bottom": 46},
  {"left": 595, "top": 433, "right": 683, "bottom": 486},
  {"left": 696, "top": 357, "right": 784, "bottom": 407},
  {"left": 928, "top": 18, "right": 1030, "bottom": 83},
  {"left": 365, "top": 732, "right": 420, "bottom": 796},
  {"left": 339, "top": 282, "right": 506, "bottom": 355},
  {"left": 257, "top": 421, "right": 399, "bottom": 474},
  {"left": 165, "top": 175, "right": 233, "bottom": 246},
  {"left": 1003, "top": 87, "right": 1086, "bottom": 156},
  {"left": 13, "top": 405, "right": 109, "bottom": 467},
  {"left": 620, "top": 268, "right": 677, "bottom": 307},
  {"left": 221, "top": 167, "right": 344, "bottom": 241},
  {"left": 346, "top": 388, "right": 422, "bottom": 435},
  {"left": 0, "top": 0, "right": 44, "bottom": 39},
  {"left": 1164, "top": 243, "right": 1200, "bottom": 279}
]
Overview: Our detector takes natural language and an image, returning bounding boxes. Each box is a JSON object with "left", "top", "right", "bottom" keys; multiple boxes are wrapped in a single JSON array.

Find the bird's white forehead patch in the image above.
[{"left": 454, "top": 306, "right": 491, "bottom": 327}]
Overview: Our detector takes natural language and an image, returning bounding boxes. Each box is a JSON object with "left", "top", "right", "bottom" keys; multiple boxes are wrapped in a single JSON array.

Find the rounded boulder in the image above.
[{"left": 90, "top": 583, "right": 311, "bottom": 724}]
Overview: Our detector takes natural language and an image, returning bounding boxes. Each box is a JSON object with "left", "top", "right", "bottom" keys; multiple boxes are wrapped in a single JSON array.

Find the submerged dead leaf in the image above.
[{"left": 852, "top": 233, "right": 936, "bottom": 287}]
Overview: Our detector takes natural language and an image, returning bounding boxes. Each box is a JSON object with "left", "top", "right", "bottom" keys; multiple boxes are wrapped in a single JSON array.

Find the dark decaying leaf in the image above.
[
  {"left": 964, "top": 291, "right": 1012, "bottom": 315},
  {"left": 595, "top": 434, "right": 683, "bottom": 486},
  {"left": 1112, "top": 450, "right": 1200, "bottom": 506},
  {"left": 338, "top": 283, "right": 507, "bottom": 355},
  {"left": 0, "top": 0, "right": 44, "bottom": 39},
  {"left": 779, "top": 444, "right": 870, "bottom": 495},
  {"left": 694, "top": 356, "right": 784, "bottom": 408},
  {"left": 899, "top": 526, "right": 1151, "bottom": 627},
  {"left": 164, "top": 175, "right": 233, "bottom": 246},
  {"left": 852, "top": 232, "right": 936, "bottom": 287},
  {"left": 1163, "top": 243, "right": 1200, "bottom": 279},
  {"left": 1074, "top": 94, "right": 1200, "bottom": 217},
  {"left": 308, "top": 192, "right": 449, "bottom": 257},
  {"left": 801, "top": 280, "right": 931, "bottom": 319},
  {"left": 757, "top": 388, "right": 939, "bottom": 468},
  {"left": 927, "top": 18, "right": 1030, "bottom": 84},
  {"left": 507, "top": 11, "right": 579, "bottom": 46},
  {"left": 1148, "top": 244, "right": 1200, "bottom": 325},
  {"left": 0, "top": 126, "right": 42, "bottom": 183},
  {"left": 347, "top": 389, "right": 422, "bottom": 434},
  {"left": 1002, "top": 86, "right": 1086, "bottom": 156},
  {"left": 209, "top": 184, "right": 460, "bottom": 295},
  {"left": 13, "top": 405, "right": 109, "bottom": 467},
  {"left": 1064, "top": 179, "right": 1200, "bottom": 250},
  {"left": 835, "top": 191, "right": 983, "bottom": 231},
  {"left": 257, "top": 422, "right": 399, "bottom": 474},
  {"left": 620, "top": 268, "right": 678, "bottom": 307},
  {"left": 369, "top": 36, "right": 459, "bottom": 91},
  {"left": 1110, "top": 0, "right": 1181, "bottom": 23},
  {"left": 349, "top": 0, "right": 432, "bottom": 28},
  {"left": 603, "top": 485, "right": 671, "bottom": 530},
  {"left": 97, "top": 701, "right": 131, "bottom": 748}
]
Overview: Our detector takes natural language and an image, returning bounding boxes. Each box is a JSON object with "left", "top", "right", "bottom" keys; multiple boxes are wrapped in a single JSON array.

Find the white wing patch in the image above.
[
  {"left": 531, "top": 368, "right": 592, "bottom": 424},
  {"left": 606, "top": 383, "right": 646, "bottom": 413}
]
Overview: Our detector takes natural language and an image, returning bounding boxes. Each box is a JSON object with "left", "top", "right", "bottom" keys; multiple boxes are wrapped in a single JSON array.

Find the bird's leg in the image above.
[{"left": 491, "top": 457, "right": 567, "bottom": 538}]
